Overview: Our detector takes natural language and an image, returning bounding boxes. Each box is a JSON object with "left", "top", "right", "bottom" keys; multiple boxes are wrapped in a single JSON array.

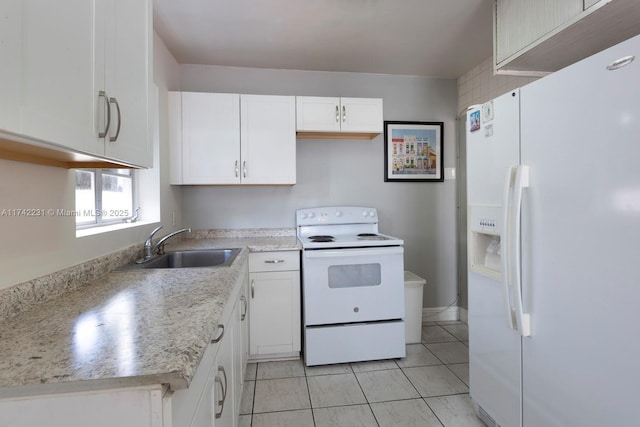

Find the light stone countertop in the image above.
[{"left": 0, "top": 236, "right": 301, "bottom": 398}]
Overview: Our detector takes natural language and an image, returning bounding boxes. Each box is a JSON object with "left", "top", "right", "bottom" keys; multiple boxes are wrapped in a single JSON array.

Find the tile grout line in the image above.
[
  {"left": 302, "top": 362, "right": 317, "bottom": 427},
  {"left": 350, "top": 363, "right": 383, "bottom": 427}
]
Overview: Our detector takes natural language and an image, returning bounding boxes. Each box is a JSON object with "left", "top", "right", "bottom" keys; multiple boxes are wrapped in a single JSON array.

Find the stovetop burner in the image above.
[
  {"left": 358, "top": 233, "right": 391, "bottom": 241},
  {"left": 308, "top": 235, "right": 335, "bottom": 242}
]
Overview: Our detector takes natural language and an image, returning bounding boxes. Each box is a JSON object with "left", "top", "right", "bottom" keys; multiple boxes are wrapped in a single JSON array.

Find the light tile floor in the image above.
[{"left": 239, "top": 321, "right": 484, "bottom": 427}]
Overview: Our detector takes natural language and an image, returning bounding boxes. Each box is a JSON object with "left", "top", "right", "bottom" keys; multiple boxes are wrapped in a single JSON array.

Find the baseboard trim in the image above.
[
  {"left": 459, "top": 307, "right": 468, "bottom": 323},
  {"left": 248, "top": 352, "right": 300, "bottom": 363},
  {"left": 422, "top": 306, "right": 460, "bottom": 323}
]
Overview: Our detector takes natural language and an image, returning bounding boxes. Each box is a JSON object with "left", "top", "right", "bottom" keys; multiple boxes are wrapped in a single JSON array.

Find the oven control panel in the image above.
[{"left": 297, "top": 206, "right": 378, "bottom": 225}]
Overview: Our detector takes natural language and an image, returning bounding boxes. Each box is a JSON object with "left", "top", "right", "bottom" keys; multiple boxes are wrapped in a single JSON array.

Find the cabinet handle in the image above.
[
  {"left": 215, "top": 366, "right": 227, "bottom": 419},
  {"left": 264, "top": 259, "right": 285, "bottom": 264},
  {"left": 251, "top": 279, "right": 255, "bottom": 299},
  {"left": 342, "top": 105, "right": 346, "bottom": 122},
  {"left": 240, "top": 295, "right": 247, "bottom": 321},
  {"left": 109, "top": 97, "right": 122, "bottom": 142},
  {"left": 243, "top": 160, "right": 247, "bottom": 178},
  {"left": 211, "top": 324, "right": 225, "bottom": 343},
  {"left": 235, "top": 160, "right": 239, "bottom": 177},
  {"left": 335, "top": 105, "right": 339, "bottom": 122},
  {"left": 98, "top": 91, "right": 111, "bottom": 139}
]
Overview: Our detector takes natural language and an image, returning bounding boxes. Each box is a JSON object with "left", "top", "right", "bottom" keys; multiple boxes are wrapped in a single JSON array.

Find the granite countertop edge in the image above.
[{"left": 0, "top": 235, "right": 301, "bottom": 398}]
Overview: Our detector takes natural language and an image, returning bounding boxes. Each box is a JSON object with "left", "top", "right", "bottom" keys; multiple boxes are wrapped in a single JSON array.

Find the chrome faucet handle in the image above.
[
  {"left": 151, "top": 228, "right": 192, "bottom": 256},
  {"left": 145, "top": 226, "right": 163, "bottom": 246},
  {"left": 138, "top": 226, "right": 163, "bottom": 263}
]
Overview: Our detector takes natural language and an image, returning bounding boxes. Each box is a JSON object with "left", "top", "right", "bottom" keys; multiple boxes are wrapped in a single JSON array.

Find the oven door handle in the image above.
[{"left": 304, "top": 246, "right": 403, "bottom": 258}]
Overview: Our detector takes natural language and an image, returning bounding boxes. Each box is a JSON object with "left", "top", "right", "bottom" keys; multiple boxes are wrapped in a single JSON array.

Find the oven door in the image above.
[{"left": 302, "top": 246, "right": 405, "bottom": 325}]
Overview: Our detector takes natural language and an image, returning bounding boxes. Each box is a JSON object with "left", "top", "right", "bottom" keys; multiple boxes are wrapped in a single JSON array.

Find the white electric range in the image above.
[{"left": 296, "top": 206, "right": 406, "bottom": 366}]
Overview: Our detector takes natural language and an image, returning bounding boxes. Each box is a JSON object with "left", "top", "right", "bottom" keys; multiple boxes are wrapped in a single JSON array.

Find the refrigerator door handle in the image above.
[
  {"left": 501, "top": 166, "right": 516, "bottom": 330},
  {"left": 512, "top": 165, "right": 531, "bottom": 337}
]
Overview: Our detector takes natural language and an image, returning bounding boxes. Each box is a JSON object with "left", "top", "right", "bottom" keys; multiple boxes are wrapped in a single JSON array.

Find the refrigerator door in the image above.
[
  {"left": 520, "top": 34, "right": 640, "bottom": 426},
  {"left": 467, "top": 91, "right": 521, "bottom": 207},
  {"left": 467, "top": 91, "right": 522, "bottom": 427}
]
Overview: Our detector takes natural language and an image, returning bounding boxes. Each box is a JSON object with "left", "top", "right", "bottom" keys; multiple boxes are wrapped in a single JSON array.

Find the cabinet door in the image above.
[
  {"left": 0, "top": 386, "right": 164, "bottom": 427},
  {"left": 235, "top": 273, "right": 249, "bottom": 389},
  {"left": 20, "top": 0, "right": 100, "bottom": 155},
  {"left": 296, "top": 96, "right": 341, "bottom": 132},
  {"left": 0, "top": 0, "right": 22, "bottom": 134},
  {"left": 102, "top": 0, "right": 152, "bottom": 167},
  {"left": 495, "top": 0, "right": 583, "bottom": 63},
  {"left": 240, "top": 95, "right": 296, "bottom": 184},
  {"left": 182, "top": 92, "right": 241, "bottom": 184},
  {"left": 339, "top": 97, "right": 383, "bottom": 133},
  {"left": 232, "top": 293, "right": 244, "bottom": 421},
  {"left": 249, "top": 271, "right": 301, "bottom": 355},
  {"left": 214, "top": 321, "right": 235, "bottom": 427},
  {"left": 192, "top": 322, "right": 234, "bottom": 427}
]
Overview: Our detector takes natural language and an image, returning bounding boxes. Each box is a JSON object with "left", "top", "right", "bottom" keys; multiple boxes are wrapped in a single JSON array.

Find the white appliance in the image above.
[
  {"left": 296, "top": 206, "right": 406, "bottom": 366},
  {"left": 466, "top": 34, "right": 640, "bottom": 427}
]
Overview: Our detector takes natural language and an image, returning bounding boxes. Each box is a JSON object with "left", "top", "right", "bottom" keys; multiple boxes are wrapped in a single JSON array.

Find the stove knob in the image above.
[
  {"left": 368, "top": 211, "right": 376, "bottom": 217},
  {"left": 362, "top": 210, "right": 368, "bottom": 217},
  {"left": 309, "top": 212, "right": 315, "bottom": 218},
  {"left": 301, "top": 213, "right": 308, "bottom": 219},
  {"left": 335, "top": 210, "right": 342, "bottom": 217}
]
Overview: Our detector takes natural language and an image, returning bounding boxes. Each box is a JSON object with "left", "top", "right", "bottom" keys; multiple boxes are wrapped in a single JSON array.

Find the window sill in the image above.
[{"left": 76, "top": 221, "right": 159, "bottom": 238}]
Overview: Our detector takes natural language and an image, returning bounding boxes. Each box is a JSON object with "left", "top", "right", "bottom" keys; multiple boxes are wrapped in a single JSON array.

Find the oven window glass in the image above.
[{"left": 328, "top": 263, "right": 381, "bottom": 288}]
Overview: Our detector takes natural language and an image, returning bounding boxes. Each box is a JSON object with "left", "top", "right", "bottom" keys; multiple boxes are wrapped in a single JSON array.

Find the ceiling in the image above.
[{"left": 153, "top": 0, "right": 494, "bottom": 79}]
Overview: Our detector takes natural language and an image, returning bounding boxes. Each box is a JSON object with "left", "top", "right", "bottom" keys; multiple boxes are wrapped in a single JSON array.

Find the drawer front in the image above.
[{"left": 249, "top": 251, "right": 300, "bottom": 272}]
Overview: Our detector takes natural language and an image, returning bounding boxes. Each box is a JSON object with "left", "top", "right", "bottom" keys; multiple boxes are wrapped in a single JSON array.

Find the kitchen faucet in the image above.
[{"left": 136, "top": 226, "right": 192, "bottom": 264}]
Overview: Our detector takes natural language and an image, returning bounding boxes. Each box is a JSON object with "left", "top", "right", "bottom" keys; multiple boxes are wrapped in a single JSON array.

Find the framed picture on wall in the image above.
[{"left": 384, "top": 121, "right": 444, "bottom": 182}]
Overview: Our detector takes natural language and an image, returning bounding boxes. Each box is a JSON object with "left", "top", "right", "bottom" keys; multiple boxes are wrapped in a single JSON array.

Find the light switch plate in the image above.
[{"left": 445, "top": 167, "right": 456, "bottom": 180}]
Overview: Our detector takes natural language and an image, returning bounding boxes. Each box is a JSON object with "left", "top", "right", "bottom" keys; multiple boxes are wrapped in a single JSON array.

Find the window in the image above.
[{"left": 75, "top": 169, "right": 135, "bottom": 228}]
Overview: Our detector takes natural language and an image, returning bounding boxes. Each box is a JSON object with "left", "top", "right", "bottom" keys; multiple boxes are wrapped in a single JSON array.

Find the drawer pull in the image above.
[
  {"left": 264, "top": 259, "right": 285, "bottom": 264},
  {"left": 240, "top": 295, "right": 247, "bottom": 321},
  {"left": 211, "top": 324, "right": 225, "bottom": 343},
  {"left": 215, "top": 366, "right": 227, "bottom": 418}
]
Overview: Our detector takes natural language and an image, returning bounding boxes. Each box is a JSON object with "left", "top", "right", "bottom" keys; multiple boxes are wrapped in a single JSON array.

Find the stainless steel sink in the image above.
[{"left": 127, "top": 248, "right": 241, "bottom": 269}]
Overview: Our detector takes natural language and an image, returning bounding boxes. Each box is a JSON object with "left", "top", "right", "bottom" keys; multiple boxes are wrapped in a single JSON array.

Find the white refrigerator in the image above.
[{"left": 466, "top": 34, "right": 640, "bottom": 427}]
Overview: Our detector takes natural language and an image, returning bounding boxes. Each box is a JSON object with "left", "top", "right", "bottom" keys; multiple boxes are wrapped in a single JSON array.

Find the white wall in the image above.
[
  {"left": 178, "top": 65, "right": 458, "bottom": 308},
  {"left": 457, "top": 57, "right": 539, "bottom": 115},
  {"left": 0, "top": 34, "right": 181, "bottom": 290}
]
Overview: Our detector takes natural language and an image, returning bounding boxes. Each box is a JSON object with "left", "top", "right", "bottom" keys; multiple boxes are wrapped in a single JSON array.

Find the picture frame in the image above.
[{"left": 384, "top": 121, "right": 444, "bottom": 182}]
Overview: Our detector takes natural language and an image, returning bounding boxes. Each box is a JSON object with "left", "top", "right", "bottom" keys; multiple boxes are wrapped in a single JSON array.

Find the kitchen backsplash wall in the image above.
[
  {"left": 457, "top": 57, "right": 539, "bottom": 116},
  {"left": 179, "top": 66, "right": 458, "bottom": 309}
]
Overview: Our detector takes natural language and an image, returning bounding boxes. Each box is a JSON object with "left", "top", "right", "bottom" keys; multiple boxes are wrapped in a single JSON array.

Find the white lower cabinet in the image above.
[
  {"left": 0, "top": 271, "right": 250, "bottom": 427},
  {"left": 176, "top": 270, "right": 249, "bottom": 427},
  {"left": 249, "top": 251, "right": 301, "bottom": 358},
  {"left": 0, "top": 386, "right": 165, "bottom": 427}
]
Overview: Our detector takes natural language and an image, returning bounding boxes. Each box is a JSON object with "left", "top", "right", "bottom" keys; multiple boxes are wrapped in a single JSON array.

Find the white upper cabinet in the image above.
[
  {"left": 495, "top": 0, "right": 640, "bottom": 74},
  {"left": 179, "top": 92, "right": 241, "bottom": 185},
  {"left": 0, "top": 0, "right": 22, "bottom": 134},
  {"left": 295, "top": 96, "right": 342, "bottom": 132},
  {"left": 296, "top": 96, "right": 383, "bottom": 137},
  {"left": 495, "top": 0, "right": 583, "bottom": 65},
  {"left": 170, "top": 92, "right": 296, "bottom": 185},
  {"left": 18, "top": 0, "right": 100, "bottom": 155},
  {"left": 339, "top": 97, "right": 384, "bottom": 133},
  {"left": 241, "top": 94, "right": 296, "bottom": 185},
  {"left": 0, "top": 0, "right": 151, "bottom": 168},
  {"left": 100, "top": 0, "right": 152, "bottom": 167}
]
